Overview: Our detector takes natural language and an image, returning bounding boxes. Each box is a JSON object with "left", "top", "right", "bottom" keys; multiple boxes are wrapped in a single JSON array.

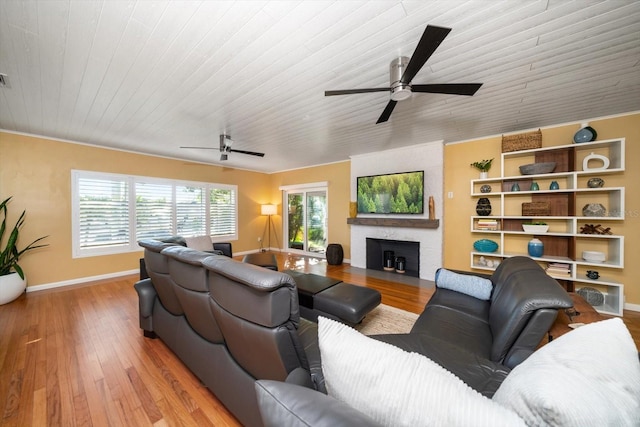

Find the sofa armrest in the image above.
[
  {"left": 134, "top": 278, "right": 156, "bottom": 318},
  {"left": 255, "top": 380, "right": 379, "bottom": 427},
  {"left": 133, "top": 279, "right": 156, "bottom": 333},
  {"left": 297, "top": 318, "right": 326, "bottom": 393}
]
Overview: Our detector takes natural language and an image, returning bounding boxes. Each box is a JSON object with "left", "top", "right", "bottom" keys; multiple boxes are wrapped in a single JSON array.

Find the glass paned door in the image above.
[{"left": 286, "top": 189, "right": 327, "bottom": 254}]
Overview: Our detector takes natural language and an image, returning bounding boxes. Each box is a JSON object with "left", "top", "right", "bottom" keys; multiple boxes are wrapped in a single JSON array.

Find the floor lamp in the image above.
[{"left": 261, "top": 204, "right": 277, "bottom": 251}]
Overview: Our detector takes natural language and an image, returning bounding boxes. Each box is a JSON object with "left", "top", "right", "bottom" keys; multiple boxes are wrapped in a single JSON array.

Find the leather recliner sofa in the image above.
[
  {"left": 254, "top": 256, "right": 575, "bottom": 426},
  {"left": 134, "top": 239, "right": 323, "bottom": 427}
]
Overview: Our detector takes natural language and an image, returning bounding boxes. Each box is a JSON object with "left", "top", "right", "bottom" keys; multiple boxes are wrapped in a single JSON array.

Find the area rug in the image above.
[{"left": 354, "top": 304, "right": 419, "bottom": 335}]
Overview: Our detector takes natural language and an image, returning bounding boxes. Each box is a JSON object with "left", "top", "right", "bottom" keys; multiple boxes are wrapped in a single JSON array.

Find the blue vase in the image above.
[
  {"left": 511, "top": 182, "right": 520, "bottom": 192},
  {"left": 528, "top": 238, "right": 544, "bottom": 257},
  {"left": 573, "top": 123, "right": 597, "bottom": 143},
  {"left": 530, "top": 181, "right": 539, "bottom": 191},
  {"left": 549, "top": 181, "right": 559, "bottom": 190}
]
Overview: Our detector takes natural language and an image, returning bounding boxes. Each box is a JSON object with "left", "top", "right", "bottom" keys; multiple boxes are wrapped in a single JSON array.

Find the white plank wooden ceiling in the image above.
[{"left": 1, "top": 0, "right": 639, "bottom": 173}]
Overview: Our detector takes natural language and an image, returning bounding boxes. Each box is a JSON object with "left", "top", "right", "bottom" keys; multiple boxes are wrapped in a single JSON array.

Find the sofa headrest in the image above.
[
  {"left": 138, "top": 239, "right": 179, "bottom": 253},
  {"left": 201, "top": 256, "right": 297, "bottom": 293},
  {"left": 160, "top": 245, "right": 215, "bottom": 266}
]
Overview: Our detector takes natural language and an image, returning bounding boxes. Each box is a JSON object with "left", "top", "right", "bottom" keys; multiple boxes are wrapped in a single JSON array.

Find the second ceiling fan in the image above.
[
  {"left": 181, "top": 134, "right": 265, "bottom": 161},
  {"left": 325, "top": 25, "right": 483, "bottom": 124}
]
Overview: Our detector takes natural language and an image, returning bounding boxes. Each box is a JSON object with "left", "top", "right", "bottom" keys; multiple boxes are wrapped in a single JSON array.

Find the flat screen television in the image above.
[{"left": 357, "top": 170, "right": 424, "bottom": 214}]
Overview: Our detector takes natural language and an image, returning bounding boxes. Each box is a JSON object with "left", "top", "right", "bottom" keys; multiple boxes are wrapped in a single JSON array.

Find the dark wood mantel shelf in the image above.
[{"left": 347, "top": 217, "right": 439, "bottom": 229}]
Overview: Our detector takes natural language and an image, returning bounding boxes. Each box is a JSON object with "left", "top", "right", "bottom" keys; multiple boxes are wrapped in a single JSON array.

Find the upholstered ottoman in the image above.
[
  {"left": 313, "top": 282, "right": 381, "bottom": 324},
  {"left": 242, "top": 252, "right": 278, "bottom": 271}
]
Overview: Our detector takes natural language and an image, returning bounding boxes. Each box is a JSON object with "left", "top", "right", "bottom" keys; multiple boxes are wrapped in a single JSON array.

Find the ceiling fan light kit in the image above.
[
  {"left": 390, "top": 57, "right": 412, "bottom": 101},
  {"left": 325, "top": 24, "right": 483, "bottom": 124}
]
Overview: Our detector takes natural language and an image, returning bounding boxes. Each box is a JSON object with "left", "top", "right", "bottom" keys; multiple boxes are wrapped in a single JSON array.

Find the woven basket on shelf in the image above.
[{"left": 502, "top": 129, "right": 542, "bottom": 153}]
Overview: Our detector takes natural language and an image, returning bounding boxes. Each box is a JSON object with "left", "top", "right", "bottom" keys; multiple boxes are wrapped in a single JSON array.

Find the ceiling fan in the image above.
[
  {"left": 325, "top": 25, "right": 483, "bottom": 124},
  {"left": 181, "top": 134, "right": 265, "bottom": 161}
]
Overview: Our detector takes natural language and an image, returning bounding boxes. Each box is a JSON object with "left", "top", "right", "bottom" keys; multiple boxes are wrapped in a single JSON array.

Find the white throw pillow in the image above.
[
  {"left": 318, "top": 317, "right": 524, "bottom": 426},
  {"left": 492, "top": 318, "right": 640, "bottom": 426},
  {"left": 183, "top": 235, "right": 213, "bottom": 252},
  {"left": 435, "top": 268, "right": 493, "bottom": 300}
]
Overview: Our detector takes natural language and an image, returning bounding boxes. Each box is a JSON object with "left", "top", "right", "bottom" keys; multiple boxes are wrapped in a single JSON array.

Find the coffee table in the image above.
[{"left": 284, "top": 270, "right": 381, "bottom": 324}]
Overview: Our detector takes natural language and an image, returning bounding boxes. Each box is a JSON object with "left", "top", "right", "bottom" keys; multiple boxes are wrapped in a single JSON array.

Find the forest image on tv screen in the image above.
[{"left": 357, "top": 171, "right": 424, "bottom": 214}]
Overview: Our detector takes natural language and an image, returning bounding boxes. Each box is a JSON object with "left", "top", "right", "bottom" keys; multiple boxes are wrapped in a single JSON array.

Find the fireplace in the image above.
[{"left": 366, "top": 238, "right": 420, "bottom": 278}]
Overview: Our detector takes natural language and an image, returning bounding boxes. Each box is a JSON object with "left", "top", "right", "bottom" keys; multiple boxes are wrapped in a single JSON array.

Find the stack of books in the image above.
[
  {"left": 476, "top": 219, "right": 499, "bottom": 231},
  {"left": 546, "top": 262, "right": 571, "bottom": 277}
]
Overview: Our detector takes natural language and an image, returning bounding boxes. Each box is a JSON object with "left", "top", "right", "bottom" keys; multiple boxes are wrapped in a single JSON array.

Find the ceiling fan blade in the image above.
[
  {"left": 412, "top": 83, "right": 483, "bottom": 96},
  {"left": 325, "top": 88, "right": 389, "bottom": 96},
  {"left": 401, "top": 25, "right": 451, "bottom": 84},
  {"left": 229, "top": 149, "right": 265, "bottom": 157},
  {"left": 376, "top": 100, "right": 397, "bottom": 124},
  {"left": 180, "top": 146, "right": 217, "bottom": 149}
]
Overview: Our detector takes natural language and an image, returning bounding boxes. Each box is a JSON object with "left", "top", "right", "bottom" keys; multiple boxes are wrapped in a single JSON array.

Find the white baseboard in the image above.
[
  {"left": 624, "top": 302, "right": 640, "bottom": 313},
  {"left": 27, "top": 269, "right": 139, "bottom": 293}
]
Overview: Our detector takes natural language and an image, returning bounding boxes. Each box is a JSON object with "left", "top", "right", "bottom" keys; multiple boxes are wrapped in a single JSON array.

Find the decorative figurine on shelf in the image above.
[
  {"left": 579, "top": 224, "right": 612, "bottom": 235},
  {"left": 470, "top": 158, "right": 494, "bottom": 179},
  {"left": 530, "top": 181, "right": 539, "bottom": 191},
  {"left": 549, "top": 180, "right": 560, "bottom": 190},
  {"left": 573, "top": 122, "right": 598, "bottom": 143},
  {"left": 586, "top": 270, "right": 600, "bottom": 280},
  {"left": 511, "top": 182, "right": 520, "bottom": 192},
  {"left": 587, "top": 177, "right": 605, "bottom": 188},
  {"left": 428, "top": 196, "right": 435, "bottom": 220},
  {"left": 583, "top": 152, "right": 610, "bottom": 171},
  {"left": 480, "top": 184, "right": 492, "bottom": 193},
  {"left": 528, "top": 238, "right": 544, "bottom": 257}
]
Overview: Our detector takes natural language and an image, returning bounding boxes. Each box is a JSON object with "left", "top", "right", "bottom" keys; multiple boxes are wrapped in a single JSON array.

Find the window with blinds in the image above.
[{"left": 72, "top": 171, "right": 238, "bottom": 257}]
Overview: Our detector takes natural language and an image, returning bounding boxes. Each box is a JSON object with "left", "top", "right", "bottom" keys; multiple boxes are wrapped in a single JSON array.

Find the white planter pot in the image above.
[
  {"left": 0, "top": 272, "right": 27, "bottom": 305},
  {"left": 479, "top": 171, "right": 488, "bottom": 179}
]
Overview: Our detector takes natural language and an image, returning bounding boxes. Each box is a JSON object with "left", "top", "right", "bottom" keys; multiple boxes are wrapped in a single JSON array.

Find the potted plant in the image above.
[
  {"left": 1, "top": 196, "right": 48, "bottom": 305},
  {"left": 470, "top": 158, "right": 494, "bottom": 178}
]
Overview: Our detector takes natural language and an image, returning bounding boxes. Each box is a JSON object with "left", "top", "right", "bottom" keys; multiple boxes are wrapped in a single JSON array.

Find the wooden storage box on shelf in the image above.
[{"left": 522, "top": 202, "right": 551, "bottom": 216}]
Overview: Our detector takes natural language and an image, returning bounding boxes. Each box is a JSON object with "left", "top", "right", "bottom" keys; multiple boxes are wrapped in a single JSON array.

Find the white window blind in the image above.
[
  {"left": 76, "top": 176, "right": 129, "bottom": 249},
  {"left": 135, "top": 182, "right": 173, "bottom": 240},
  {"left": 72, "top": 171, "right": 238, "bottom": 257},
  {"left": 177, "top": 186, "right": 206, "bottom": 237},
  {"left": 210, "top": 188, "right": 236, "bottom": 237}
]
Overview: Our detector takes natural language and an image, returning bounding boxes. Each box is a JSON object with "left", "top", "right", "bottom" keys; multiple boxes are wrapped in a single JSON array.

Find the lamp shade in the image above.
[{"left": 261, "top": 204, "right": 277, "bottom": 216}]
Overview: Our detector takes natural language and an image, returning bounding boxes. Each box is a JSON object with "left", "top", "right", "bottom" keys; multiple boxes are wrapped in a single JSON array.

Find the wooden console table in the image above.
[{"left": 548, "top": 293, "right": 606, "bottom": 341}]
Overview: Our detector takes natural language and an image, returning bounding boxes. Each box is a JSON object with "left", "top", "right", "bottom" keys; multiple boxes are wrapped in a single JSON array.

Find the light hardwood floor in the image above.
[{"left": 1, "top": 252, "right": 638, "bottom": 426}]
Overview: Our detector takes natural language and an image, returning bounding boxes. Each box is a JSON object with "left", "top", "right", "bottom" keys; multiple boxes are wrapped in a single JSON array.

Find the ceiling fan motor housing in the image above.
[{"left": 390, "top": 56, "right": 412, "bottom": 101}]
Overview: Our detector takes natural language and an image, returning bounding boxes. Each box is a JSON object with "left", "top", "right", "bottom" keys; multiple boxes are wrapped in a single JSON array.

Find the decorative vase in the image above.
[
  {"left": 528, "top": 238, "right": 544, "bottom": 258},
  {"left": 582, "top": 203, "right": 606, "bottom": 217},
  {"left": 349, "top": 202, "right": 358, "bottom": 218},
  {"left": 475, "top": 198, "right": 492, "bottom": 216},
  {"left": 582, "top": 152, "right": 610, "bottom": 171},
  {"left": 479, "top": 171, "right": 488, "bottom": 179},
  {"left": 0, "top": 272, "right": 27, "bottom": 305},
  {"left": 549, "top": 180, "right": 559, "bottom": 190},
  {"left": 573, "top": 122, "right": 597, "bottom": 143},
  {"left": 511, "top": 182, "right": 520, "bottom": 192},
  {"left": 530, "top": 181, "right": 539, "bottom": 191}
]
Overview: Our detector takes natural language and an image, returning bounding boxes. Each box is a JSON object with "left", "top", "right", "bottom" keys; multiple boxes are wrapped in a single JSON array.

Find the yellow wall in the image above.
[
  {"left": 0, "top": 132, "right": 271, "bottom": 286},
  {"left": 269, "top": 161, "right": 352, "bottom": 259},
  {"left": 443, "top": 113, "right": 640, "bottom": 306}
]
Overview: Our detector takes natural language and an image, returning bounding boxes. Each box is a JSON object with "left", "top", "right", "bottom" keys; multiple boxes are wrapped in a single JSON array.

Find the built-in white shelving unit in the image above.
[{"left": 469, "top": 138, "right": 625, "bottom": 316}]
